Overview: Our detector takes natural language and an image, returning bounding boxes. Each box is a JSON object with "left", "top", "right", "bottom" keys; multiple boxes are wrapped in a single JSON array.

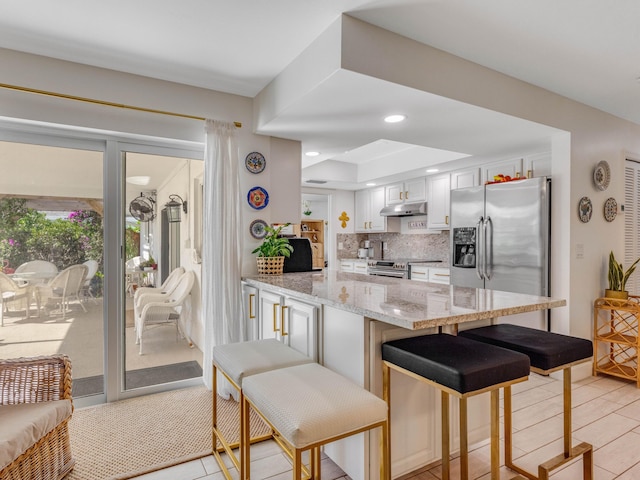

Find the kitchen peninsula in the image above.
[{"left": 241, "top": 270, "right": 566, "bottom": 479}]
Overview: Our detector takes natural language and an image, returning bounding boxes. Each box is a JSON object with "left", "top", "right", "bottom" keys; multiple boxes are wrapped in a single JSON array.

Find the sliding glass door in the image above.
[
  {"left": 0, "top": 126, "right": 204, "bottom": 405},
  {"left": 122, "top": 150, "right": 203, "bottom": 392},
  {"left": 0, "top": 137, "right": 106, "bottom": 399}
]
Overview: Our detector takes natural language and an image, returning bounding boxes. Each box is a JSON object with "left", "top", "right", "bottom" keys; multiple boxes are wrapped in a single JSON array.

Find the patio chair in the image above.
[
  {"left": 135, "top": 270, "right": 194, "bottom": 354},
  {"left": 36, "top": 264, "right": 88, "bottom": 319},
  {"left": 0, "top": 272, "right": 31, "bottom": 327},
  {"left": 125, "top": 256, "right": 143, "bottom": 296},
  {"left": 133, "top": 266, "right": 184, "bottom": 318},
  {"left": 81, "top": 259, "right": 99, "bottom": 303}
]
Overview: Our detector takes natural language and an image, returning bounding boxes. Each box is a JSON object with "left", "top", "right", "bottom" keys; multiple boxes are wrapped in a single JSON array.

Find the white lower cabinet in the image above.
[
  {"left": 256, "top": 289, "right": 318, "bottom": 361},
  {"left": 410, "top": 266, "right": 450, "bottom": 285},
  {"left": 340, "top": 260, "right": 355, "bottom": 272},
  {"left": 242, "top": 282, "right": 259, "bottom": 340}
]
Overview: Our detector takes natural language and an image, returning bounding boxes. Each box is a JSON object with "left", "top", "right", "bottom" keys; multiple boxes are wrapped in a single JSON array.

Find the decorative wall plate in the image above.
[
  {"left": 578, "top": 196, "right": 592, "bottom": 223},
  {"left": 249, "top": 219, "right": 268, "bottom": 239},
  {"left": 604, "top": 197, "right": 617, "bottom": 222},
  {"left": 593, "top": 160, "right": 611, "bottom": 191},
  {"left": 247, "top": 186, "right": 269, "bottom": 210},
  {"left": 245, "top": 152, "right": 266, "bottom": 174}
]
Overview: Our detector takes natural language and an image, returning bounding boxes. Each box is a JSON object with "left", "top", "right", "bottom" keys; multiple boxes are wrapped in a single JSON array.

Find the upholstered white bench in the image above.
[
  {"left": 212, "top": 339, "right": 313, "bottom": 479},
  {"left": 242, "top": 362, "right": 390, "bottom": 480}
]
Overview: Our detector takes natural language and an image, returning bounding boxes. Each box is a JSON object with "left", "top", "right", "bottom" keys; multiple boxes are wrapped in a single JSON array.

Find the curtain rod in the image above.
[{"left": 0, "top": 82, "right": 242, "bottom": 128}]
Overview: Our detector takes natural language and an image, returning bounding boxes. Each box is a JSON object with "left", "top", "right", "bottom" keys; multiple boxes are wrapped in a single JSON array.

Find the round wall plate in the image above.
[
  {"left": 604, "top": 197, "right": 617, "bottom": 222},
  {"left": 245, "top": 152, "right": 266, "bottom": 174},
  {"left": 247, "top": 186, "right": 269, "bottom": 210},
  {"left": 593, "top": 160, "right": 611, "bottom": 191},
  {"left": 249, "top": 219, "right": 268, "bottom": 239},
  {"left": 578, "top": 196, "right": 592, "bottom": 223}
]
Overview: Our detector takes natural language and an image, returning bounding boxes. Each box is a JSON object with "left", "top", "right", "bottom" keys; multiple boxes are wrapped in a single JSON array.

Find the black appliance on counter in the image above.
[{"left": 283, "top": 238, "right": 322, "bottom": 273}]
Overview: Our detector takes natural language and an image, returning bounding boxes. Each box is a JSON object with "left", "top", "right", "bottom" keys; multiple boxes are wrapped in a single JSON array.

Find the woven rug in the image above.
[{"left": 66, "top": 385, "right": 270, "bottom": 480}]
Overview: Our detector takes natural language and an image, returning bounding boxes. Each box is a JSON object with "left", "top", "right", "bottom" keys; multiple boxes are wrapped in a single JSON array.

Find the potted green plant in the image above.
[
  {"left": 252, "top": 223, "right": 293, "bottom": 275},
  {"left": 606, "top": 251, "right": 640, "bottom": 300}
]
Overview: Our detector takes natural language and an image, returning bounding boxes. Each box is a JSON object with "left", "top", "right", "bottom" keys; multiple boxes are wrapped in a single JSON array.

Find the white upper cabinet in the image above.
[
  {"left": 482, "top": 158, "right": 524, "bottom": 184},
  {"left": 385, "top": 178, "right": 426, "bottom": 205},
  {"left": 355, "top": 186, "right": 399, "bottom": 233},
  {"left": 451, "top": 167, "right": 481, "bottom": 190},
  {"left": 427, "top": 173, "right": 451, "bottom": 230}
]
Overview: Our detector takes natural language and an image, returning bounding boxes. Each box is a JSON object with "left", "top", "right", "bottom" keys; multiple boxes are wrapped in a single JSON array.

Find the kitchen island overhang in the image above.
[{"left": 242, "top": 269, "right": 566, "bottom": 330}]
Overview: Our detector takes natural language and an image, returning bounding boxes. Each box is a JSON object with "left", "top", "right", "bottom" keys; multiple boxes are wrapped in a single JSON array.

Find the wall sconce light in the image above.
[{"left": 165, "top": 194, "right": 187, "bottom": 223}]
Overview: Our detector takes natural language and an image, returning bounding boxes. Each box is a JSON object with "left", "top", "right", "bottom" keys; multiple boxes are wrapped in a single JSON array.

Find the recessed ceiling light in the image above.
[
  {"left": 384, "top": 114, "right": 406, "bottom": 123},
  {"left": 305, "top": 151, "right": 320, "bottom": 157},
  {"left": 366, "top": 182, "right": 377, "bottom": 186},
  {"left": 126, "top": 176, "right": 151, "bottom": 186},
  {"left": 426, "top": 168, "right": 439, "bottom": 173}
]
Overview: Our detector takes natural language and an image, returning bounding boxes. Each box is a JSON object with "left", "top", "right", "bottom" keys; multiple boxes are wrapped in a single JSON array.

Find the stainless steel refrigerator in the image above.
[{"left": 450, "top": 177, "right": 551, "bottom": 299}]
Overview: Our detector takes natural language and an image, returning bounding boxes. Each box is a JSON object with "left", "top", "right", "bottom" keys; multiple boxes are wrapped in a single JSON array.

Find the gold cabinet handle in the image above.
[
  {"left": 248, "top": 293, "right": 255, "bottom": 319},
  {"left": 434, "top": 273, "right": 450, "bottom": 277},
  {"left": 273, "top": 303, "right": 280, "bottom": 332},
  {"left": 412, "top": 271, "right": 426, "bottom": 276},
  {"left": 368, "top": 221, "right": 372, "bottom": 229},
  {"left": 364, "top": 222, "right": 367, "bottom": 229},
  {"left": 445, "top": 215, "right": 449, "bottom": 225},
  {"left": 280, "top": 305, "right": 288, "bottom": 336},
  {"left": 405, "top": 190, "right": 409, "bottom": 199},
  {"left": 400, "top": 191, "right": 403, "bottom": 200}
]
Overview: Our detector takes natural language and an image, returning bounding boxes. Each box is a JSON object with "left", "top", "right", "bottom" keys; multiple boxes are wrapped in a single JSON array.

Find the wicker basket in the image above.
[{"left": 257, "top": 256, "right": 285, "bottom": 275}]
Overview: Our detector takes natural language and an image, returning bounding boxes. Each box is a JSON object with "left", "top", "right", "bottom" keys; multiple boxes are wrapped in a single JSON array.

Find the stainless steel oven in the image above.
[
  {"left": 367, "top": 260, "right": 408, "bottom": 279},
  {"left": 367, "top": 259, "right": 444, "bottom": 279}
]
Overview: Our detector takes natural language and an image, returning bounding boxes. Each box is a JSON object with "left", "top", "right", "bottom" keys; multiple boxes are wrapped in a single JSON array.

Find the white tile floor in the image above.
[{"left": 131, "top": 372, "right": 640, "bottom": 480}]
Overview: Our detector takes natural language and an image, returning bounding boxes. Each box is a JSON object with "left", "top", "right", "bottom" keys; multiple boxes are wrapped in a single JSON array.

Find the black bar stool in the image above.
[
  {"left": 382, "top": 333, "right": 530, "bottom": 480},
  {"left": 459, "top": 324, "right": 593, "bottom": 480}
]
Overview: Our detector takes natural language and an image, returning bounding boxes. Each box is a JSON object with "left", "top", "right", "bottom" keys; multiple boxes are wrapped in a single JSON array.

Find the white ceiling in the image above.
[{"left": 2, "top": 0, "right": 638, "bottom": 189}]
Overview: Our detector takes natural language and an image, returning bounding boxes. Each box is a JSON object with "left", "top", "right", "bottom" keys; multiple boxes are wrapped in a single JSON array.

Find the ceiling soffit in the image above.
[{"left": 254, "top": 15, "right": 562, "bottom": 190}]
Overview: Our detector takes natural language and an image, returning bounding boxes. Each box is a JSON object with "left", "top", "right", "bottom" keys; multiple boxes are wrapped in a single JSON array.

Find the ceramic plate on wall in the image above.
[
  {"left": 604, "top": 197, "right": 617, "bottom": 222},
  {"left": 247, "top": 186, "right": 269, "bottom": 210},
  {"left": 245, "top": 152, "right": 266, "bottom": 174},
  {"left": 578, "top": 196, "right": 592, "bottom": 223},
  {"left": 593, "top": 160, "right": 611, "bottom": 191},
  {"left": 250, "top": 219, "right": 268, "bottom": 239}
]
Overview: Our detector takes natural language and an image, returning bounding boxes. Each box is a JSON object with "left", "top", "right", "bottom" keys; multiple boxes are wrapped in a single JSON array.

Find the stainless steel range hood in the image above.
[{"left": 380, "top": 201, "right": 428, "bottom": 217}]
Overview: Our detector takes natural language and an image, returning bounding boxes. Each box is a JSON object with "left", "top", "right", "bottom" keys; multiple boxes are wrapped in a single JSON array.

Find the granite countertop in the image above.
[{"left": 242, "top": 270, "right": 566, "bottom": 330}]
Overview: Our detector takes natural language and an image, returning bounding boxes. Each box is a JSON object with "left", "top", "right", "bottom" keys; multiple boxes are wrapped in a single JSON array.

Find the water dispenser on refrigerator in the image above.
[{"left": 452, "top": 227, "right": 476, "bottom": 268}]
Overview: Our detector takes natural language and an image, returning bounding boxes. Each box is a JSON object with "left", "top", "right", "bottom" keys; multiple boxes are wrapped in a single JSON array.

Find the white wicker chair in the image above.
[
  {"left": 36, "top": 264, "right": 88, "bottom": 318},
  {"left": 0, "top": 272, "right": 31, "bottom": 327},
  {"left": 135, "top": 270, "right": 194, "bottom": 354},
  {"left": 81, "top": 259, "right": 99, "bottom": 303},
  {"left": 134, "top": 266, "right": 184, "bottom": 299},
  {"left": 133, "top": 266, "right": 185, "bottom": 323}
]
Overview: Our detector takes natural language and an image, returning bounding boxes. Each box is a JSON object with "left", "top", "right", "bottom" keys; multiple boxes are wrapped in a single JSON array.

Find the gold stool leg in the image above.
[
  {"left": 382, "top": 363, "right": 392, "bottom": 480},
  {"left": 293, "top": 449, "right": 303, "bottom": 480},
  {"left": 441, "top": 390, "right": 450, "bottom": 480},
  {"left": 460, "top": 397, "right": 469, "bottom": 480},
  {"left": 491, "top": 389, "right": 500, "bottom": 480}
]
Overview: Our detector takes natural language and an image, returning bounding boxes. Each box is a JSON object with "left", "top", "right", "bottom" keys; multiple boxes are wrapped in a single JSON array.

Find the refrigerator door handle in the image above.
[
  {"left": 476, "top": 216, "right": 484, "bottom": 280},
  {"left": 484, "top": 216, "right": 493, "bottom": 280}
]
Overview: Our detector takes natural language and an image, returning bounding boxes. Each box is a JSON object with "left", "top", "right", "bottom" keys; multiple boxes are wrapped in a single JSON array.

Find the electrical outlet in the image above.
[{"left": 338, "top": 242, "right": 344, "bottom": 249}]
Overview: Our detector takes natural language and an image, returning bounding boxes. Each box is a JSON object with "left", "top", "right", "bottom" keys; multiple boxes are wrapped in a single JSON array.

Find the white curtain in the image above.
[{"left": 202, "top": 119, "right": 245, "bottom": 397}]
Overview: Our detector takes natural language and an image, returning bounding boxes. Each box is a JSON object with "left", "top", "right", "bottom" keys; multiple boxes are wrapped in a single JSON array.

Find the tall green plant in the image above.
[
  {"left": 608, "top": 251, "right": 640, "bottom": 292},
  {"left": 251, "top": 224, "right": 293, "bottom": 258}
]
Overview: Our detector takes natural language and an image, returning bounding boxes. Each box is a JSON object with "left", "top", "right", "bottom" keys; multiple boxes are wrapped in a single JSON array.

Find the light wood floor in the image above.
[{"left": 131, "top": 371, "right": 640, "bottom": 479}]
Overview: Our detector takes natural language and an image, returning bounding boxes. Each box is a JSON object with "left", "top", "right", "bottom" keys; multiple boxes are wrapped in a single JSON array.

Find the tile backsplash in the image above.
[{"left": 337, "top": 231, "right": 450, "bottom": 263}]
